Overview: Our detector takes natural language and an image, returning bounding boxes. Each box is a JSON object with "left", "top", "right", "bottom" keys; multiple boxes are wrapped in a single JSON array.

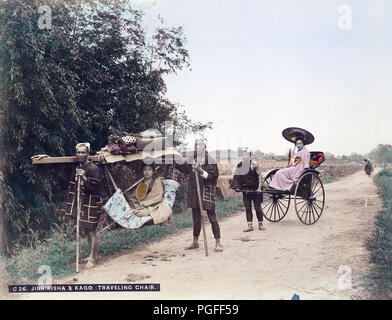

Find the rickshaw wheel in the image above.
[
  {"left": 294, "top": 171, "right": 325, "bottom": 225},
  {"left": 262, "top": 171, "right": 291, "bottom": 222}
]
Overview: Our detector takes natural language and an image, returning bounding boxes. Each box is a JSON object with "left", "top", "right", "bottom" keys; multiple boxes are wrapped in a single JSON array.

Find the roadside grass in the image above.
[
  {"left": 4, "top": 196, "right": 243, "bottom": 281},
  {"left": 366, "top": 167, "right": 392, "bottom": 296},
  {"left": 322, "top": 173, "right": 337, "bottom": 184}
]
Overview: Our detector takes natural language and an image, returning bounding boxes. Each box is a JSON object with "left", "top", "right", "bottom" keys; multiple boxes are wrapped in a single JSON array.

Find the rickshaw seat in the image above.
[{"left": 309, "top": 151, "right": 325, "bottom": 169}]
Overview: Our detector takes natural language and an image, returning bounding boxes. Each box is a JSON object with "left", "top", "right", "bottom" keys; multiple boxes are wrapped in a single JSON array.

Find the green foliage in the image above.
[
  {"left": 0, "top": 0, "right": 204, "bottom": 250},
  {"left": 368, "top": 144, "right": 392, "bottom": 164},
  {"left": 366, "top": 168, "right": 392, "bottom": 292},
  {"left": 4, "top": 196, "right": 243, "bottom": 280},
  {"left": 322, "top": 173, "right": 337, "bottom": 184}
]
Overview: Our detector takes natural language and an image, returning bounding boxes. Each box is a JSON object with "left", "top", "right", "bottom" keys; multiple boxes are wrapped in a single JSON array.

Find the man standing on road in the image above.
[
  {"left": 231, "top": 147, "right": 265, "bottom": 232},
  {"left": 60, "top": 142, "right": 103, "bottom": 269},
  {"left": 176, "top": 139, "right": 223, "bottom": 252}
]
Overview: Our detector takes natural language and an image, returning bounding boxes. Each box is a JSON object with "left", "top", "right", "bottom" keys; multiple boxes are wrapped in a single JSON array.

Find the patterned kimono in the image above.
[
  {"left": 269, "top": 147, "right": 311, "bottom": 191},
  {"left": 61, "top": 161, "right": 103, "bottom": 231},
  {"left": 130, "top": 176, "right": 172, "bottom": 225}
]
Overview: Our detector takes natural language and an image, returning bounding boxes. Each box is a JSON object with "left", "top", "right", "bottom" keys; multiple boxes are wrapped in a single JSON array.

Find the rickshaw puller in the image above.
[{"left": 232, "top": 147, "right": 265, "bottom": 232}]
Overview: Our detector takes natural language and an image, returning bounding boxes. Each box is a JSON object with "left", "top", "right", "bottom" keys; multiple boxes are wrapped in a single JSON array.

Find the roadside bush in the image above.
[{"left": 366, "top": 168, "right": 392, "bottom": 295}]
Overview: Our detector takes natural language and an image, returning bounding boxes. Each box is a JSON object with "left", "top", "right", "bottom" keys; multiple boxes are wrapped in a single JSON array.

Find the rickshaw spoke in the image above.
[
  {"left": 300, "top": 209, "right": 306, "bottom": 221},
  {"left": 306, "top": 204, "right": 312, "bottom": 224},
  {"left": 276, "top": 201, "right": 285, "bottom": 218},
  {"left": 276, "top": 203, "right": 285, "bottom": 215},
  {"left": 277, "top": 199, "right": 288, "bottom": 210},
  {"left": 263, "top": 200, "right": 273, "bottom": 215},
  {"left": 303, "top": 205, "right": 309, "bottom": 223},
  {"left": 268, "top": 203, "right": 274, "bottom": 220},
  {"left": 264, "top": 198, "right": 273, "bottom": 209},
  {"left": 312, "top": 184, "right": 322, "bottom": 197},
  {"left": 314, "top": 199, "right": 324, "bottom": 206},
  {"left": 295, "top": 198, "right": 307, "bottom": 205},
  {"left": 307, "top": 204, "right": 313, "bottom": 224},
  {"left": 268, "top": 202, "right": 276, "bottom": 219},
  {"left": 309, "top": 204, "right": 316, "bottom": 223},
  {"left": 313, "top": 201, "right": 323, "bottom": 213},
  {"left": 299, "top": 203, "right": 308, "bottom": 220},
  {"left": 305, "top": 205, "right": 310, "bottom": 224},
  {"left": 311, "top": 176, "right": 319, "bottom": 192},
  {"left": 274, "top": 203, "right": 279, "bottom": 220},
  {"left": 262, "top": 195, "right": 273, "bottom": 206},
  {"left": 298, "top": 200, "right": 308, "bottom": 214},
  {"left": 304, "top": 204, "right": 309, "bottom": 223},
  {"left": 273, "top": 204, "right": 277, "bottom": 221},
  {"left": 310, "top": 202, "right": 321, "bottom": 217},
  {"left": 262, "top": 203, "right": 270, "bottom": 212},
  {"left": 313, "top": 190, "right": 323, "bottom": 200},
  {"left": 312, "top": 203, "right": 321, "bottom": 222},
  {"left": 298, "top": 202, "right": 308, "bottom": 217},
  {"left": 262, "top": 197, "right": 272, "bottom": 208},
  {"left": 270, "top": 203, "right": 276, "bottom": 220},
  {"left": 279, "top": 203, "right": 284, "bottom": 218},
  {"left": 262, "top": 172, "right": 292, "bottom": 222}
]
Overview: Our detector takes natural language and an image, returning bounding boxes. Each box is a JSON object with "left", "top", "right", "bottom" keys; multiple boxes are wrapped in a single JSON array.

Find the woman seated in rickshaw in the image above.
[
  {"left": 128, "top": 163, "right": 173, "bottom": 227},
  {"left": 269, "top": 137, "right": 311, "bottom": 191}
]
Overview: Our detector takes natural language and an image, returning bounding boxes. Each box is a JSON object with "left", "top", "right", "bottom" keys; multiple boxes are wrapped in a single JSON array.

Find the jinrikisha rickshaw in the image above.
[{"left": 238, "top": 128, "right": 326, "bottom": 225}]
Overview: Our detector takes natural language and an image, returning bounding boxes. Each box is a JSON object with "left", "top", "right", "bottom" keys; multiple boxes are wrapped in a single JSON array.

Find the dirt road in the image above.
[{"left": 17, "top": 170, "right": 381, "bottom": 300}]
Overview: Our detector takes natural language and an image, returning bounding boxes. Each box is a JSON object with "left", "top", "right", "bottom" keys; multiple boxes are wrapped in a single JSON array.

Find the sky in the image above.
[{"left": 130, "top": 0, "right": 392, "bottom": 156}]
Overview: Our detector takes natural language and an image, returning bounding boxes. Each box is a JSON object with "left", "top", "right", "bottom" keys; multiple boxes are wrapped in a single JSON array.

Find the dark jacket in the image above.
[
  {"left": 61, "top": 160, "right": 103, "bottom": 230},
  {"left": 231, "top": 160, "right": 260, "bottom": 190},
  {"left": 176, "top": 152, "right": 219, "bottom": 211}
]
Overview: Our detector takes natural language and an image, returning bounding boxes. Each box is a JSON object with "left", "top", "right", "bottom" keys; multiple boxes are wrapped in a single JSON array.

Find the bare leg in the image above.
[
  {"left": 85, "top": 231, "right": 98, "bottom": 269},
  {"left": 214, "top": 238, "right": 223, "bottom": 252},
  {"left": 185, "top": 236, "right": 199, "bottom": 250},
  {"left": 83, "top": 235, "right": 92, "bottom": 262}
]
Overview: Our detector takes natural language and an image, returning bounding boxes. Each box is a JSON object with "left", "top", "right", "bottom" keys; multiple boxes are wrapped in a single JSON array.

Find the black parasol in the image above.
[{"left": 282, "top": 127, "right": 315, "bottom": 145}]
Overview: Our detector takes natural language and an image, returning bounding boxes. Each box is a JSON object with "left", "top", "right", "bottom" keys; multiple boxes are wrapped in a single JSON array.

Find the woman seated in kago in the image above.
[
  {"left": 269, "top": 137, "right": 311, "bottom": 191},
  {"left": 128, "top": 163, "right": 172, "bottom": 227}
]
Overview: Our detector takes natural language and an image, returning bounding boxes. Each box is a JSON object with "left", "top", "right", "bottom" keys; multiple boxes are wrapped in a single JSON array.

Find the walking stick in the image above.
[
  {"left": 194, "top": 169, "right": 208, "bottom": 257},
  {"left": 75, "top": 166, "right": 81, "bottom": 273}
]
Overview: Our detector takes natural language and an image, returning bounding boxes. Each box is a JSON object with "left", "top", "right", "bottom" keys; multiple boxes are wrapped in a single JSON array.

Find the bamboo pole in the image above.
[
  {"left": 194, "top": 169, "right": 208, "bottom": 257},
  {"left": 104, "top": 165, "right": 118, "bottom": 191},
  {"left": 76, "top": 171, "right": 81, "bottom": 273}
]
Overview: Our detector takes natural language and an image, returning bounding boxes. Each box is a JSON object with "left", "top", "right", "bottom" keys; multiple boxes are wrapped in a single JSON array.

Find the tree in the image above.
[
  {"left": 369, "top": 144, "right": 392, "bottom": 164},
  {"left": 0, "top": 0, "right": 201, "bottom": 251},
  {"left": 324, "top": 152, "right": 335, "bottom": 161},
  {"left": 347, "top": 153, "right": 364, "bottom": 162},
  {"left": 253, "top": 149, "right": 266, "bottom": 159}
]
